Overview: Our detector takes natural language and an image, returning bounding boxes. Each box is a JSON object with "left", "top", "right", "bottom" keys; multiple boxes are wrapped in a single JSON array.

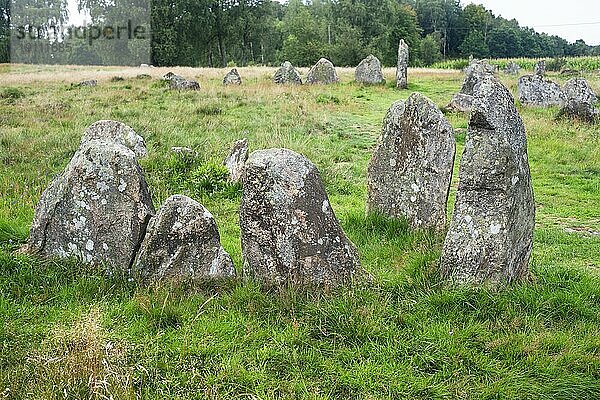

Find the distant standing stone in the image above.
[
  {"left": 518, "top": 75, "right": 565, "bottom": 107},
  {"left": 504, "top": 61, "right": 520, "bottom": 75},
  {"left": 273, "top": 61, "right": 303, "bottom": 85},
  {"left": 306, "top": 58, "right": 339, "bottom": 85},
  {"left": 223, "top": 138, "right": 249, "bottom": 183},
  {"left": 534, "top": 60, "right": 546, "bottom": 76},
  {"left": 355, "top": 54, "right": 385, "bottom": 85},
  {"left": 559, "top": 77, "right": 599, "bottom": 123},
  {"left": 223, "top": 68, "right": 242, "bottom": 85},
  {"left": 396, "top": 39, "right": 409, "bottom": 89},
  {"left": 78, "top": 80, "right": 97, "bottom": 87},
  {"left": 25, "top": 140, "right": 154, "bottom": 268},
  {"left": 170, "top": 76, "right": 200, "bottom": 90},
  {"left": 441, "top": 76, "right": 535, "bottom": 285},
  {"left": 367, "top": 93, "right": 455, "bottom": 231},
  {"left": 240, "top": 148, "right": 361, "bottom": 287},
  {"left": 82, "top": 120, "right": 147, "bottom": 158},
  {"left": 132, "top": 195, "right": 235, "bottom": 283}
]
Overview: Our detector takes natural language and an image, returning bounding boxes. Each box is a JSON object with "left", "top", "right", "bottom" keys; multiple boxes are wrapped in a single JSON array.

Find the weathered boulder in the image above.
[
  {"left": 273, "top": 61, "right": 303, "bottom": 85},
  {"left": 132, "top": 195, "right": 235, "bottom": 283},
  {"left": 82, "top": 120, "right": 147, "bottom": 158},
  {"left": 518, "top": 75, "right": 565, "bottom": 107},
  {"left": 240, "top": 148, "right": 361, "bottom": 287},
  {"left": 441, "top": 76, "right": 535, "bottom": 285},
  {"left": 170, "top": 76, "right": 200, "bottom": 90},
  {"left": 306, "top": 58, "right": 339, "bottom": 85},
  {"left": 367, "top": 93, "right": 455, "bottom": 231},
  {"left": 25, "top": 140, "right": 154, "bottom": 268},
  {"left": 396, "top": 39, "right": 409, "bottom": 89},
  {"left": 446, "top": 59, "right": 495, "bottom": 112},
  {"left": 534, "top": 60, "right": 546, "bottom": 76},
  {"left": 163, "top": 72, "right": 178, "bottom": 80},
  {"left": 504, "top": 61, "right": 520, "bottom": 75},
  {"left": 558, "top": 78, "right": 599, "bottom": 122},
  {"left": 223, "top": 138, "right": 249, "bottom": 183},
  {"left": 78, "top": 80, "right": 97, "bottom": 87},
  {"left": 223, "top": 68, "right": 242, "bottom": 85},
  {"left": 355, "top": 54, "right": 385, "bottom": 85}
]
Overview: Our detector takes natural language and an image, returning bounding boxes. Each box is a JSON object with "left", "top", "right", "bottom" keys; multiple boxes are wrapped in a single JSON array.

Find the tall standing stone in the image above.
[
  {"left": 558, "top": 77, "right": 599, "bottom": 123},
  {"left": 367, "top": 93, "right": 455, "bottom": 231},
  {"left": 306, "top": 58, "right": 339, "bottom": 85},
  {"left": 25, "top": 140, "right": 155, "bottom": 268},
  {"left": 534, "top": 60, "right": 546, "bottom": 76},
  {"left": 223, "top": 68, "right": 242, "bottom": 85},
  {"left": 223, "top": 138, "right": 249, "bottom": 183},
  {"left": 447, "top": 59, "right": 496, "bottom": 112},
  {"left": 132, "top": 195, "right": 235, "bottom": 283},
  {"left": 441, "top": 76, "right": 535, "bottom": 285},
  {"left": 355, "top": 54, "right": 385, "bottom": 85},
  {"left": 81, "top": 120, "right": 147, "bottom": 158},
  {"left": 396, "top": 39, "right": 409, "bottom": 89},
  {"left": 504, "top": 61, "right": 521, "bottom": 75},
  {"left": 240, "top": 149, "right": 361, "bottom": 287},
  {"left": 273, "top": 61, "right": 303, "bottom": 85}
]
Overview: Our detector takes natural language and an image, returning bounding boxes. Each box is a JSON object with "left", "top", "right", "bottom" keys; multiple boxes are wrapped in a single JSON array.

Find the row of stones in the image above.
[
  {"left": 447, "top": 59, "right": 599, "bottom": 123},
  {"left": 24, "top": 74, "right": 534, "bottom": 287}
]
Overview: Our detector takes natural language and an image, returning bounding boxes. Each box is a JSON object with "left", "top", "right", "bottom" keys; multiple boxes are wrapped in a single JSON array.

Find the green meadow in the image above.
[{"left": 0, "top": 65, "right": 599, "bottom": 399}]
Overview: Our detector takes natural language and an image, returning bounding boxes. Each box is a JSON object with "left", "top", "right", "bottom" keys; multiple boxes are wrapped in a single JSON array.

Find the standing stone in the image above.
[
  {"left": 367, "top": 93, "right": 455, "bottom": 231},
  {"left": 306, "top": 58, "right": 339, "bottom": 85},
  {"left": 355, "top": 54, "right": 385, "bottom": 85},
  {"left": 447, "top": 59, "right": 496, "bottom": 112},
  {"left": 132, "top": 195, "right": 235, "bottom": 283},
  {"left": 223, "top": 138, "right": 249, "bottom": 183},
  {"left": 504, "top": 61, "right": 520, "bottom": 75},
  {"left": 78, "top": 80, "right": 97, "bottom": 87},
  {"left": 240, "top": 148, "right": 361, "bottom": 287},
  {"left": 273, "top": 61, "right": 303, "bottom": 85},
  {"left": 396, "top": 39, "right": 409, "bottom": 89},
  {"left": 534, "top": 60, "right": 546, "bottom": 76},
  {"left": 25, "top": 140, "right": 154, "bottom": 268},
  {"left": 441, "top": 76, "right": 535, "bottom": 285},
  {"left": 559, "top": 78, "right": 599, "bottom": 123},
  {"left": 170, "top": 76, "right": 200, "bottom": 90},
  {"left": 518, "top": 75, "right": 565, "bottom": 107},
  {"left": 223, "top": 68, "right": 242, "bottom": 85},
  {"left": 82, "top": 120, "right": 147, "bottom": 158}
]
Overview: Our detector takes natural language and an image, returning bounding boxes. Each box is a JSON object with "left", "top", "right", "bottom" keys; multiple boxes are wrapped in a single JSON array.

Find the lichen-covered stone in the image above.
[
  {"left": 534, "top": 60, "right": 546, "bottom": 76},
  {"left": 367, "top": 93, "right": 455, "bottom": 231},
  {"left": 504, "top": 61, "right": 520, "bottom": 75},
  {"left": 355, "top": 54, "right": 385, "bottom": 85},
  {"left": 170, "top": 76, "right": 200, "bottom": 90},
  {"left": 273, "top": 61, "right": 302, "bottom": 85},
  {"left": 78, "top": 80, "right": 97, "bottom": 87},
  {"left": 82, "top": 120, "right": 147, "bottom": 158},
  {"left": 25, "top": 140, "right": 154, "bottom": 268},
  {"left": 446, "top": 59, "right": 495, "bottom": 112},
  {"left": 396, "top": 39, "right": 409, "bottom": 89},
  {"left": 441, "top": 76, "right": 535, "bottom": 285},
  {"left": 558, "top": 78, "right": 599, "bottom": 123},
  {"left": 223, "top": 68, "right": 242, "bottom": 85},
  {"left": 240, "top": 148, "right": 361, "bottom": 287},
  {"left": 518, "top": 75, "right": 565, "bottom": 107},
  {"left": 132, "top": 195, "right": 235, "bottom": 283},
  {"left": 306, "top": 58, "right": 339, "bottom": 85},
  {"left": 223, "top": 138, "right": 249, "bottom": 183}
]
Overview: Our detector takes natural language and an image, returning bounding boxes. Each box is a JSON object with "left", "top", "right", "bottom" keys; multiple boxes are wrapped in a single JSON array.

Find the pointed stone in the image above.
[
  {"left": 355, "top": 54, "right": 385, "bottom": 85},
  {"left": 534, "top": 60, "right": 546, "bottom": 76},
  {"left": 396, "top": 39, "right": 409, "bottom": 89},
  {"left": 82, "top": 120, "right": 147, "bottom": 158},
  {"left": 240, "top": 149, "right": 361, "bottom": 287},
  {"left": 223, "top": 138, "right": 249, "bottom": 183},
  {"left": 223, "top": 68, "right": 242, "bottom": 85},
  {"left": 447, "top": 59, "right": 496, "bottom": 112},
  {"left": 273, "top": 61, "right": 302, "bottom": 85},
  {"left": 306, "top": 58, "right": 339, "bottom": 85},
  {"left": 441, "top": 76, "right": 535, "bottom": 285},
  {"left": 25, "top": 140, "right": 154, "bottom": 268},
  {"left": 367, "top": 93, "right": 455, "bottom": 231},
  {"left": 132, "top": 195, "right": 235, "bottom": 283}
]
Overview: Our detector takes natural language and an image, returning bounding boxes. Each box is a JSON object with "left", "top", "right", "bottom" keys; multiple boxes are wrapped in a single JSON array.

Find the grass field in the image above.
[{"left": 0, "top": 64, "right": 599, "bottom": 399}]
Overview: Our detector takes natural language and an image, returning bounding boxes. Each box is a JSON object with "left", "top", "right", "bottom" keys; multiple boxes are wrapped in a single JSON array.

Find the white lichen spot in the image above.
[
  {"left": 410, "top": 196, "right": 417, "bottom": 202},
  {"left": 173, "top": 221, "right": 183, "bottom": 230},
  {"left": 321, "top": 200, "right": 330, "bottom": 214},
  {"left": 490, "top": 223, "right": 501, "bottom": 235},
  {"left": 102, "top": 243, "right": 108, "bottom": 251},
  {"left": 202, "top": 208, "right": 213, "bottom": 220},
  {"left": 317, "top": 238, "right": 324, "bottom": 245},
  {"left": 118, "top": 178, "right": 127, "bottom": 192},
  {"left": 85, "top": 239, "right": 94, "bottom": 251},
  {"left": 67, "top": 242, "right": 78, "bottom": 252},
  {"left": 96, "top": 181, "right": 109, "bottom": 192},
  {"left": 101, "top": 199, "right": 107, "bottom": 205},
  {"left": 390, "top": 158, "right": 397, "bottom": 167},
  {"left": 464, "top": 215, "right": 472, "bottom": 223},
  {"left": 511, "top": 176, "right": 520, "bottom": 185},
  {"left": 410, "top": 183, "right": 420, "bottom": 193},
  {"left": 335, "top": 236, "right": 340, "bottom": 242}
]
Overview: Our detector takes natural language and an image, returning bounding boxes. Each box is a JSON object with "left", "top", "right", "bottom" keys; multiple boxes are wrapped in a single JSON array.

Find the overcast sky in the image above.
[{"left": 465, "top": 0, "right": 600, "bottom": 45}]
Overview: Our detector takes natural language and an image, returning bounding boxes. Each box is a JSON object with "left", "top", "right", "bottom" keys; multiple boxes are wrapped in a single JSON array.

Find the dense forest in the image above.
[{"left": 1, "top": 0, "right": 599, "bottom": 67}]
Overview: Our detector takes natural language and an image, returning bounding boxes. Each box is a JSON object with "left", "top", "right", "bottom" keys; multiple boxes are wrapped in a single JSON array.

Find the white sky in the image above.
[{"left": 466, "top": 0, "right": 600, "bottom": 45}]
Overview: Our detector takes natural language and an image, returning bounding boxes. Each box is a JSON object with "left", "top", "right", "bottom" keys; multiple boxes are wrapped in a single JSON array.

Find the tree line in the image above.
[{"left": 1, "top": 0, "right": 599, "bottom": 67}]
